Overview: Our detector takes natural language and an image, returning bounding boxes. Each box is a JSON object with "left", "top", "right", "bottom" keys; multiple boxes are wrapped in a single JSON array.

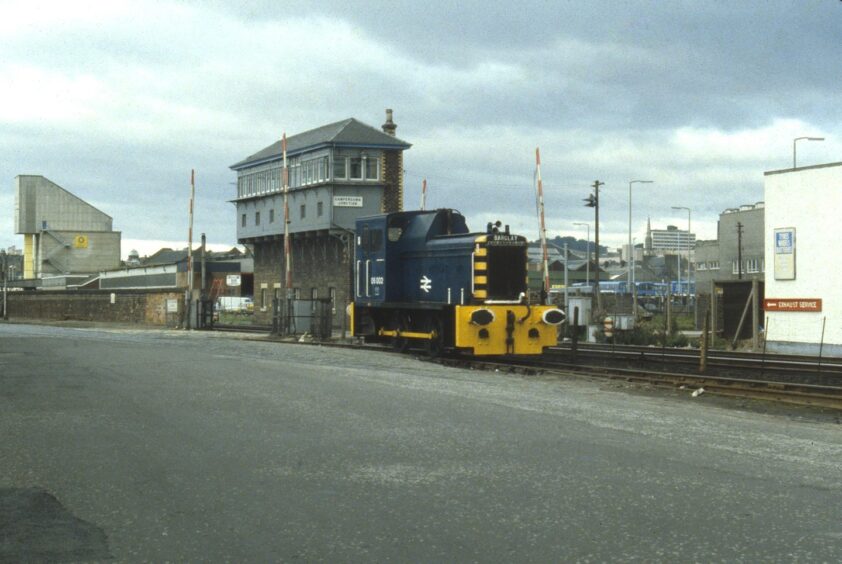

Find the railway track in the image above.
[
  {"left": 449, "top": 343, "right": 842, "bottom": 410},
  {"left": 208, "top": 325, "right": 842, "bottom": 410}
]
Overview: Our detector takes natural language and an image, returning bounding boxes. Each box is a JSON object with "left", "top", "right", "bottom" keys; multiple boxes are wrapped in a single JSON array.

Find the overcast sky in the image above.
[{"left": 2, "top": 0, "right": 840, "bottom": 258}]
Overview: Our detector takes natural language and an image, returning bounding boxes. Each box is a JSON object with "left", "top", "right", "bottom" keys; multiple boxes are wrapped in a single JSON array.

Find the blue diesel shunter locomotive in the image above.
[{"left": 349, "top": 209, "right": 565, "bottom": 355}]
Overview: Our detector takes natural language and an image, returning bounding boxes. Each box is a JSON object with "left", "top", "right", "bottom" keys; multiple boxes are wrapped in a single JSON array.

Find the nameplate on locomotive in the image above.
[{"left": 487, "top": 234, "right": 525, "bottom": 246}]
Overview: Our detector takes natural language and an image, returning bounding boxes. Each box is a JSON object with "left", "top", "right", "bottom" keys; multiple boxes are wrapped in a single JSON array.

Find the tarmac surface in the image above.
[{"left": 1, "top": 322, "right": 841, "bottom": 562}]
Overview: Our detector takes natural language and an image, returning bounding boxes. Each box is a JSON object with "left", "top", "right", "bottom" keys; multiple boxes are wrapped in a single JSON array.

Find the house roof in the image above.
[
  {"left": 141, "top": 247, "right": 245, "bottom": 267},
  {"left": 230, "top": 118, "right": 412, "bottom": 170}
]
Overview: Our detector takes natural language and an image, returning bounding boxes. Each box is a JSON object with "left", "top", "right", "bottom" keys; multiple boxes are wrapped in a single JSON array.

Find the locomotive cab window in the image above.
[
  {"left": 360, "top": 225, "right": 384, "bottom": 252},
  {"left": 486, "top": 242, "right": 528, "bottom": 300},
  {"left": 387, "top": 215, "right": 410, "bottom": 242}
]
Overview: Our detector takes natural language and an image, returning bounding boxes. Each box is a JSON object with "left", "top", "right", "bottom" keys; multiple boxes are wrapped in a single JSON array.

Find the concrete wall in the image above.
[
  {"left": 6, "top": 290, "right": 184, "bottom": 326},
  {"left": 15, "top": 175, "right": 112, "bottom": 233},
  {"left": 719, "top": 206, "right": 764, "bottom": 281},
  {"left": 38, "top": 230, "right": 121, "bottom": 276},
  {"left": 764, "top": 162, "right": 842, "bottom": 354},
  {"left": 236, "top": 184, "right": 383, "bottom": 240},
  {"left": 693, "top": 240, "right": 720, "bottom": 291}
]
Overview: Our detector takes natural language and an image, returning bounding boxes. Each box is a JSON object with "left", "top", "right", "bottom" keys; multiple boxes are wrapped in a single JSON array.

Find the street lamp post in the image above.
[
  {"left": 1, "top": 250, "right": 7, "bottom": 321},
  {"left": 793, "top": 136, "right": 825, "bottom": 168},
  {"left": 671, "top": 206, "right": 691, "bottom": 308},
  {"left": 573, "top": 222, "right": 590, "bottom": 289},
  {"left": 631, "top": 236, "right": 637, "bottom": 301},
  {"left": 629, "top": 180, "right": 653, "bottom": 315}
]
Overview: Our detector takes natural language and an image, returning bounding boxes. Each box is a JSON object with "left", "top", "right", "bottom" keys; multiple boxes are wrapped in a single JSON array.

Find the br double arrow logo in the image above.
[{"left": 420, "top": 275, "right": 432, "bottom": 293}]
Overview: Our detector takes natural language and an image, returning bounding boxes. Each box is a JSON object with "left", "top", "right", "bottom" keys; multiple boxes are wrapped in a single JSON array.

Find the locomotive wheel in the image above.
[
  {"left": 425, "top": 316, "right": 444, "bottom": 358},
  {"left": 392, "top": 312, "right": 411, "bottom": 353}
]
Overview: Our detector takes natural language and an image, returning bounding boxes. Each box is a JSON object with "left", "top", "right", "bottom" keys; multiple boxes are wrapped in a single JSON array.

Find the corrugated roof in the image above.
[{"left": 230, "top": 118, "right": 411, "bottom": 170}]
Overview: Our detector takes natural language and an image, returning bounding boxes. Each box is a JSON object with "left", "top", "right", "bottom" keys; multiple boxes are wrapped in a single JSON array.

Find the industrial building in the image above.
[
  {"left": 764, "top": 161, "right": 842, "bottom": 354},
  {"left": 694, "top": 203, "right": 765, "bottom": 290},
  {"left": 693, "top": 203, "right": 765, "bottom": 336},
  {"left": 95, "top": 247, "right": 252, "bottom": 296},
  {"left": 14, "top": 175, "right": 121, "bottom": 279},
  {"left": 1, "top": 246, "right": 23, "bottom": 281},
  {"left": 230, "top": 110, "right": 411, "bottom": 326}
]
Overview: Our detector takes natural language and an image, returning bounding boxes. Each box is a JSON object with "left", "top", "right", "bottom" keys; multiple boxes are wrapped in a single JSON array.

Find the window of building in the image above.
[
  {"left": 269, "top": 209, "right": 275, "bottom": 223},
  {"left": 317, "top": 158, "right": 325, "bottom": 182},
  {"left": 311, "top": 287, "right": 318, "bottom": 311},
  {"left": 349, "top": 157, "right": 363, "bottom": 180},
  {"left": 241, "top": 213, "right": 246, "bottom": 228},
  {"left": 255, "top": 211, "right": 260, "bottom": 226},
  {"left": 365, "top": 156, "right": 378, "bottom": 180},
  {"left": 260, "top": 288, "right": 267, "bottom": 310},
  {"left": 293, "top": 288, "right": 301, "bottom": 299},
  {"left": 696, "top": 262, "right": 707, "bottom": 271},
  {"left": 709, "top": 261, "right": 719, "bottom": 270},
  {"left": 329, "top": 287, "right": 336, "bottom": 314},
  {"left": 300, "top": 204, "right": 306, "bottom": 219},
  {"left": 333, "top": 156, "right": 347, "bottom": 179},
  {"left": 291, "top": 160, "right": 300, "bottom": 187},
  {"left": 317, "top": 201, "right": 323, "bottom": 217}
]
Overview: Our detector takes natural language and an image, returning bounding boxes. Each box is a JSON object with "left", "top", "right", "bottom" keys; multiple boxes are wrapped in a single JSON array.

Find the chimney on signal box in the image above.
[
  {"left": 380, "top": 108, "right": 402, "bottom": 213},
  {"left": 382, "top": 109, "right": 397, "bottom": 136}
]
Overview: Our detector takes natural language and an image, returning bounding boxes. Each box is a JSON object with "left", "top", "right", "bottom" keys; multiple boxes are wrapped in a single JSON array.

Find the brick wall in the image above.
[
  {"left": 381, "top": 150, "right": 403, "bottom": 213},
  {"left": 251, "top": 233, "right": 352, "bottom": 328},
  {"left": 6, "top": 290, "right": 184, "bottom": 326}
]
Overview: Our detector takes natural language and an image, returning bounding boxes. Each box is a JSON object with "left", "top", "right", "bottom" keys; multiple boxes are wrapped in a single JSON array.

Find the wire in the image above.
[{"left": 404, "top": 169, "right": 528, "bottom": 190}]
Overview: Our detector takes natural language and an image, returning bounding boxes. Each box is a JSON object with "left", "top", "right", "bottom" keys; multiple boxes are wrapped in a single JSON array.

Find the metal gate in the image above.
[{"left": 273, "top": 298, "right": 332, "bottom": 340}]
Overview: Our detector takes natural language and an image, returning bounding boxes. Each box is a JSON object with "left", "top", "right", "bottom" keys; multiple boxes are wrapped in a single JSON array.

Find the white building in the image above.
[
  {"left": 648, "top": 225, "right": 695, "bottom": 253},
  {"left": 764, "top": 161, "right": 842, "bottom": 354}
]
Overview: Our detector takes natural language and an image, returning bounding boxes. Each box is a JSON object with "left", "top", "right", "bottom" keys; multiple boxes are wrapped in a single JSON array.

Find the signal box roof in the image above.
[{"left": 231, "top": 118, "right": 411, "bottom": 170}]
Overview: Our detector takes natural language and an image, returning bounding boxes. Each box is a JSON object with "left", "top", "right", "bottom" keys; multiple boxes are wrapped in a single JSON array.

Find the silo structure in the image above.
[{"left": 14, "top": 175, "right": 121, "bottom": 278}]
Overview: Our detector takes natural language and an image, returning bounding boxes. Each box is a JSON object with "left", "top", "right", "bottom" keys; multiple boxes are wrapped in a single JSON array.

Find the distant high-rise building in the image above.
[{"left": 646, "top": 223, "right": 695, "bottom": 254}]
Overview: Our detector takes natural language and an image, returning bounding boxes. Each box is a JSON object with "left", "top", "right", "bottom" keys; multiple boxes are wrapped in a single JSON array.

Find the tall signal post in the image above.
[
  {"left": 585, "top": 180, "right": 604, "bottom": 315},
  {"left": 186, "top": 169, "right": 195, "bottom": 329},
  {"left": 535, "top": 148, "right": 550, "bottom": 302}
]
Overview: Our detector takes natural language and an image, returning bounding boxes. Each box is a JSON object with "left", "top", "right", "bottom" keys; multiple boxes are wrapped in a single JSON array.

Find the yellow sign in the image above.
[{"left": 74, "top": 234, "right": 89, "bottom": 248}]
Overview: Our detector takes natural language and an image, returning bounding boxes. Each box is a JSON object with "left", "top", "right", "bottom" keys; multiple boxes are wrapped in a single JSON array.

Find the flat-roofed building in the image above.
[{"left": 764, "top": 162, "right": 842, "bottom": 354}]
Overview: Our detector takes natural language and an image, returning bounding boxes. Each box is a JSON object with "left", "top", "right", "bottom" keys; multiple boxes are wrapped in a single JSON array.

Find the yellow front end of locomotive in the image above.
[{"left": 454, "top": 305, "right": 562, "bottom": 356}]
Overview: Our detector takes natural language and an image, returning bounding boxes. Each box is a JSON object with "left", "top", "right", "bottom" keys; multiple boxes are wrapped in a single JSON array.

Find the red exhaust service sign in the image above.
[{"left": 763, "top": 298, "right": 822, "bottom": 312}]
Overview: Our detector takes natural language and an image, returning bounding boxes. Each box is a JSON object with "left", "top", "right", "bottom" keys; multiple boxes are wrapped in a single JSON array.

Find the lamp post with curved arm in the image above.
[
  {"left": 573, "top": 222, "right": 590, "bottom": 289},
  {"left": 793, "top": 136, "right": 824, "bottom": 168},
  {"left": 629, "top": 180, "right": 653, "bottom": 314},
  {"left": 671, "top": 206, "right": 691, "bottom": 305}
]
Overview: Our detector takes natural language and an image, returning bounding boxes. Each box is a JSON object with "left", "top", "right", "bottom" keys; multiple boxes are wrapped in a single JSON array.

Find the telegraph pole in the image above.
[{"left": 737, "top": 222, "right": 744, "bottom": 280}]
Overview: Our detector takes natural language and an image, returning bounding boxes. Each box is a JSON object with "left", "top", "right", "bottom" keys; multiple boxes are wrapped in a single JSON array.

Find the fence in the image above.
[{"left": 272, "top": 298, "right": 332, "bottom": 339}]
